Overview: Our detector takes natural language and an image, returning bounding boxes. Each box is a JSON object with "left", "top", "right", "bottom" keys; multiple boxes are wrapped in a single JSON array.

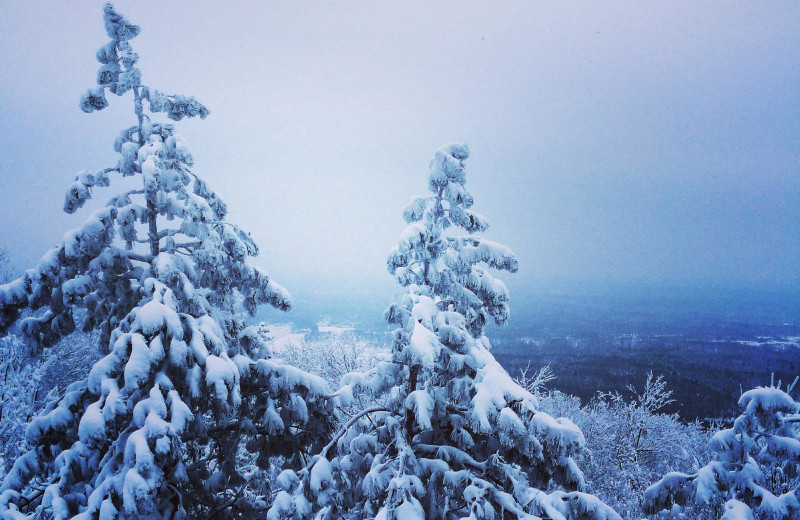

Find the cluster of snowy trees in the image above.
[
  {"left": 0, "top": 329, "right": 101, "bottom": 478},
  {"left": 517, "top": 369, "right": 712, "bottom": 519},
  {"left": 0, "top": 4, "right": 798, "bottom": 520},
  {"left": 644, "top": 378, "right": 800, "bottom": 520},
  {"left": 516, "top": 370, "right": 800, "bottom": 520}
]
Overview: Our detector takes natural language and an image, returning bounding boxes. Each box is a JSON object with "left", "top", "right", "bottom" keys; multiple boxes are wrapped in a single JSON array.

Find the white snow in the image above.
[
  {"left": 406, "top": 321, "right": 440, "bottom": 368},
  {"left": 132, "top": 297, "right": 182, "bottom": 338},
  {"left": 123, "top": 334, "right": 152, "bottom": 391},
  {"left": 78, "top": 402, "right": 106, "bottom": 444},
  {"left": 205, "top": 354, "right": 237, "bottom": 402},
  {"left": 406, "top": 389, "right": 434, "bottom": 430},
  {"left": 309, "top": 457, "right": 332, "bottom": 494}
]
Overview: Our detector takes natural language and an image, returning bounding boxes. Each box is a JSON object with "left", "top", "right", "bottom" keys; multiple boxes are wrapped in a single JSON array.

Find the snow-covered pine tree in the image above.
[
  {"left": 0, "top": 5, "right": 337, "bottom": 519},
  {"left": 268, "top": 144, "right": 620, "bottom": 520},
  {"left": 643, "top": 379, "right": 800, "bottom": 520}
]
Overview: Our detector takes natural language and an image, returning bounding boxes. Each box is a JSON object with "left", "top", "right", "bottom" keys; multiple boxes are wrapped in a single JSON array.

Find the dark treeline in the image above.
[
  {"left": 493, "top": 333, "right": 799, "bottom": 422},
  {"left": 489, "top": 286, "right": 800, "bottom": 422}
]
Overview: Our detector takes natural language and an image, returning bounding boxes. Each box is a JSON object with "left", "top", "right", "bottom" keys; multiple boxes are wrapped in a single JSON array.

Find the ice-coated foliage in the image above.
[
  {"left": 531, "top": 373, "right": 714, "bottom": 520},
  {"left": 0, "top": 5, "right": 337, "bottom": 519},
  {"left": 276, "top": 329, "right": 387, "bottom": 390},
  {"left": 0, "top": 334, "right": 53, "bottom": 478},
  {"left": 643, "top": 380, "right": 800, "bottom": 520},
  {"left": 0, "top": 327, "right": 102, "bottom": 481},
  {"left": 267, "top": 144, "right": 620, "bottom": 519}
]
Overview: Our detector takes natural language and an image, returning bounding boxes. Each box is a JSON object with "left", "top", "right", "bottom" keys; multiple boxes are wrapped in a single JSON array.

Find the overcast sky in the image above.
[{"left": 1, "top": 1, "right": 797, "bottom": 305}]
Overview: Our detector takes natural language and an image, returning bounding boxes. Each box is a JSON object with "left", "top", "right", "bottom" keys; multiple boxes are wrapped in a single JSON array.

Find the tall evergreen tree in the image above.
[
  {"left": 0, "top": 5, "right": 337, "bottom": 519},
  {"left": 269, "top": 144, "right": 620, "bottom": 519}
]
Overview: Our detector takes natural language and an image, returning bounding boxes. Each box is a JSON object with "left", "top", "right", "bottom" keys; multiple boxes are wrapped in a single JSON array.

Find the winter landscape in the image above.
[{"left": 0, "top": 3, "right": 798, "bottom": 520}]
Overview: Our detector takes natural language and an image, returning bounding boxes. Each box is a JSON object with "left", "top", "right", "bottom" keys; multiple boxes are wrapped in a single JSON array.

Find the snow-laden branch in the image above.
[{"left": 317, "top": 406, "right": 389, "bottom": 462}]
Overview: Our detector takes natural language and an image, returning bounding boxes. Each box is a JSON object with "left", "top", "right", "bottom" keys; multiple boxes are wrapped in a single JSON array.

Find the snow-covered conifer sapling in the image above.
[{"left": 268, "top": 144, "right": 622, "bottom": 520}]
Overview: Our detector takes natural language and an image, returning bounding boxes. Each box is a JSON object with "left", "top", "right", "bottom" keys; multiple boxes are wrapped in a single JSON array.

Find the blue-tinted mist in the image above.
[{"left": 1, "top": 2, "right": 798, "bottom": 309}]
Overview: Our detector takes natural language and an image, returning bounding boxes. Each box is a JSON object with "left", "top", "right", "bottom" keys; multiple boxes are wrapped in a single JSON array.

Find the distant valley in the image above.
[{"left": 258, "top": 284, "right": 800, "bottom": 421}]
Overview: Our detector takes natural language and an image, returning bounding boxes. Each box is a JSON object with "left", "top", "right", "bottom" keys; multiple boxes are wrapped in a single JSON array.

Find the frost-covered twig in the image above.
[{"left": 515, "top": 362, "right": 556, "bottom": 396}]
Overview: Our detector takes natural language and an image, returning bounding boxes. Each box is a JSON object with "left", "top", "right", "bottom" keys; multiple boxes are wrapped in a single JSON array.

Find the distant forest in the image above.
[
  {"left": 490, "top": 288, "right": 800, "bottom": 422},
  {"left": 493, "top": 332, "right": 800, "bottom": 422}
]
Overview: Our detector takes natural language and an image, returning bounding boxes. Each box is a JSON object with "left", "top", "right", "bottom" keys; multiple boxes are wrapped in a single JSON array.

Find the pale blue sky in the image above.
[{"left": 1, "top": 1, "right": 798, "bottom": 302}]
